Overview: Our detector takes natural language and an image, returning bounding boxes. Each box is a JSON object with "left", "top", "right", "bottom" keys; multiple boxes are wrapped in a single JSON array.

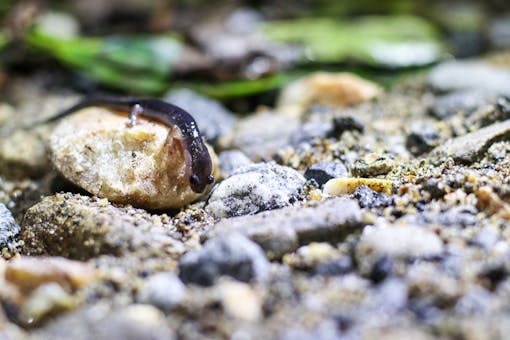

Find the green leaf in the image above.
[
  {"left": 25, "top": 28, "right": 182, "bottom": 94},
  {"left": 262, "top": 15, "right": 445, "bottom": 68},
  {"left": 0, "top": 31, "right": 10, "bottom": 51},
  {"left": 173, "top": 73, "right": 301, "bottom": 100}
]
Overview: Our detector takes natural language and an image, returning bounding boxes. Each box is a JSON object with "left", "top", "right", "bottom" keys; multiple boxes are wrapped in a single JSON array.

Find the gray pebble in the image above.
[
  {"left": 179, "top": 233, "right": 269, "bottom": 286},
  {"left": 207, "top": 198, "right": 362, "bottom": 259},
  {"left": 164, "top": 89, "right": 236, "bottom": 141},
  {"left": 430, "top": 91, "right": 492, "bottom": 120},
  {"left": 304, "top": 161, "right": 348, "bottom": 186},
  {"left": 138, "top": 273, "right": 186, "bottom": 312},
  {"left": 206, "top": 162, "right": 305, "bottom": 218},
  {"left": 218, "top": 150, "right": 252, "bottom": 177},
  {"left": 428, "top": 60, "right": 510, "bottom": 95}
]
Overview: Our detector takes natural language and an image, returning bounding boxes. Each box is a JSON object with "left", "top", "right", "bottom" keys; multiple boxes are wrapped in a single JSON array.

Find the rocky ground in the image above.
[{"left": 1, "top": 53, "right": 510, "bottom": 339}]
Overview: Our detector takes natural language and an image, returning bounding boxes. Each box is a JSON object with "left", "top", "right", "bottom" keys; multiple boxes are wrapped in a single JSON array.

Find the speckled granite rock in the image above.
[
  {"left": 49, "top": 107, "right": 217, "bottom": 209},
  {"left": 207, "top": 198, "right": 363, "bottom": 258},
  {"left": 0, "top": 203, "right": 19, "bottom": 250},
  {"left": 20, "top": 193, "right": 185, "bottom": 260},
  {"left": 206, "top": 162, "right": 306, "bottom": 218}
]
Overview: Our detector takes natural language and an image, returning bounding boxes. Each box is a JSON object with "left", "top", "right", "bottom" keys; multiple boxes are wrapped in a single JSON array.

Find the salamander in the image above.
[{"left": 47, "top": 97, "right": 214, "bottom": 193}]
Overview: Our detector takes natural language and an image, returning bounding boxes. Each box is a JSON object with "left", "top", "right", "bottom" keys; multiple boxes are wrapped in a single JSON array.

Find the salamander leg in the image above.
[{"left": 127, "top": 104, "right": 143, "bottom": 127}]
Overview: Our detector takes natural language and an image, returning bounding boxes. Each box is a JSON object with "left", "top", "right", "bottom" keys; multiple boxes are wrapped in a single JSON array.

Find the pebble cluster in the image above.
[{"left": 1, "top": 58, "right": 510, "bottom": 339}]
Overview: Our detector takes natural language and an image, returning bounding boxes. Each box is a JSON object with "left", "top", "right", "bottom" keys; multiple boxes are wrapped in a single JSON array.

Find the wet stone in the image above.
[
  {"left": 178, "top": 233, "right": 269, "bottom": 286},
  {"left": 430, "top": 91, "right": 492, "bottom": 120},
  {"left": 428, "top": 60, "right": 510, "bottom": 95},
  {"left": 304, "top": 161, "right": 348, "bottom": 187},
  {"left": 429, "top": 119, "right": 510, "bottom": 164},
  {"left": 164, "top": 89, "right": 237, "bottom": 142},
  {"left": 217, "top": 150, "right": 252, "bottom": 178},
  {"left": 0, "top": 203, "right": 20, "bottom": 250},
  {"left": 206, "top": 162, "right": 305, "bottom": 218},
  {"left": 137, "top": 272, "right": 186, "bottom": 312},
  {"left": 207, "top": 198, "right": 362, "bottom": 259},
  {"left": 353, "top": 186, "right": 393, "bottom": 208}
]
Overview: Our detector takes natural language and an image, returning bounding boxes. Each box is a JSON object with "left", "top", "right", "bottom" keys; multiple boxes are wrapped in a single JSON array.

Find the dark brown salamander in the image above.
[{"left": 47, "top": 97, "right": 214, "bottom": 193}]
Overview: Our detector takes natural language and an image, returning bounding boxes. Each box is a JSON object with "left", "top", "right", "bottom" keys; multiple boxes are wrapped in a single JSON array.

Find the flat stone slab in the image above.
[
  {"left": 428, "top": 119, "right": 510, "bottom": 164},
  {"left": 206, "top": 198, "right": 363, "bottom": 258}
]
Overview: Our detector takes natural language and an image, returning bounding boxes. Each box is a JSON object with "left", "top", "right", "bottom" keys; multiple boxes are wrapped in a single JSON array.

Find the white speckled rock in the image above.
[
  {"left": 357, "top": 225, "right": 443, "bottom": 259},
  {"left": 206, "top": 162, "right": 305, "bottom": 218},
  {"left": 49, "top": 107, "right": 217, "bottom": 209}
]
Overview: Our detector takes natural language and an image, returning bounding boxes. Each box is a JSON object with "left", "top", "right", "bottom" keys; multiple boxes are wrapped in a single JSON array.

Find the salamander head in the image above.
[{"left": 188, "top": 145, "right": 214, "bottom": 193}]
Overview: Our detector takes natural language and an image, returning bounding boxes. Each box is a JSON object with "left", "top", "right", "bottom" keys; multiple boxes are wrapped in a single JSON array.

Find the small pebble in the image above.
[
  {"left": 430, "top": 91, "right": 492, "bottom": 119},
  {"left": 218, "top": 150, "right": 252, "bottom": 178},
  {"left": 164, "top": 89, "right": 237, "bottom": 142},
  {"left": 137, "top": 272, "right": 187, "bottom": 312},
  {"left": 206, "top": 162, "right": 305, "bottom": 218},
  {"left": 356, "top": 225, "right": 444, "bottom": 260},
  {"left": 277, "top": 72, "right": 382, "bottom": 116},
  {"left": 0, "top": 203, "right": 19, "bottom": 250},
  {"left": 219, "top": 111, "right": 300, "bottom": 158},
  {"left": 179, "top": 233, "right": 269, "bottom": 286},
  {"left": 329, "top": 115, "right": 365, "bottom": 138},
  {"left": 304, "top": 161, "right": 348, "bottom": 187},
  {"left": 351, "top": 154, "right": 395, "bottom": 177},
  {"left": 219, "top": 281, "right": 262, "bottom": 322},
  {"left": 18, "top": 283, "right": 77, "bottom": 327},
  {"left": 324, "top": 178, "right": 393, "bottom": 196},
  {"left": 353, "top": 186, "right": 393, "bottom": 208},
  {"left": 5, "top": 256, "right": 98, "bottom": 294},
  {"left": 406, "top": 126, "right": 441, "bottom": 156}
]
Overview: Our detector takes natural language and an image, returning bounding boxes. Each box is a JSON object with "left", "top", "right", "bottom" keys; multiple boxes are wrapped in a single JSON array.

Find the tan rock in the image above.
[
  {"left": 0, "top": 127, "right": 52, "bottom": 179},
  {"left": 277, "top": 72, "right": 382, "bottom": 116},
  {"left": 49, "top": 107, "right": 217, "bottom": 209},
  {"left": 323, "top": 177, "right": 394, "bottom": 196},
  {"left": 219, "top": 281, "right": 262, "bottom": 322},
  {"left": 5, "top": 256, "right": 98, "bottom": 293}
]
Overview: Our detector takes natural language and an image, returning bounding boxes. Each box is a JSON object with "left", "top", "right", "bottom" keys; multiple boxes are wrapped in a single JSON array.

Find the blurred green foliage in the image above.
[
  {"left": 26, "top": 27, "right": 182, "bottom": 94},
  {"left": 262, "top": 16, "right": 444, "bottom": 67}
]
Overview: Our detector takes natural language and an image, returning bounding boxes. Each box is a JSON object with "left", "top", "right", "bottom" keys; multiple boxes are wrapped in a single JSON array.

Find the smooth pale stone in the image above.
[
  {"left": 49, "top": 107, "right": 217, "bottom": 209},
  {"left": 277, "top": 72, "right": 382, "bottom": 116},
  {"left": 323, "top": 178, "right": 394, "bottom": 196}
]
